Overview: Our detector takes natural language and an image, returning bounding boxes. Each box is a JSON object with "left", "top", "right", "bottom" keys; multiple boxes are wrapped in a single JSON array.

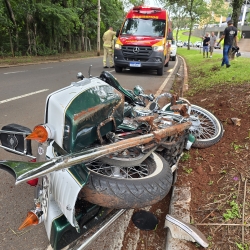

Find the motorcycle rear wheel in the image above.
[{"left": 79, "top": 153, "right": 172, "bottom": 209}]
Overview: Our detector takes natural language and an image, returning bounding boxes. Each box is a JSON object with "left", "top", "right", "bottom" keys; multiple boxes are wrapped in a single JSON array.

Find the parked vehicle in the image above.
[
  {"left": 214, "top": 43, "right": 221, "bottom": 49},
  {"left": 194, "top": 41, "right": 203, "bottom": 48},
  {"left": 176, "top": 40, "right": 183, "bottom": 47},
  {"left": 170, "top": 40, "right": 177, "bottom": 61},
  {"left": 0, "top": 69, "right": 223, "bottom": 250},
  {"left": 114, "top": 5, "right": 172, "bottom": 76},
  {"left": 183, "top": 41, "right": 193, "bottom": 47}
]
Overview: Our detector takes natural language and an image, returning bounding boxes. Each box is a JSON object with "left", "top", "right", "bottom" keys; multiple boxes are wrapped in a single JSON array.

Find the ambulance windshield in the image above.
[{"left": 121, "top": 18, "right": 165, "bottom": 37}]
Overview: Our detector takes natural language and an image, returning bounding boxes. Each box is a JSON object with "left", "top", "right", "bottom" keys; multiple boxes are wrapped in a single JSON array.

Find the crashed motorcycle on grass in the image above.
[{"left": 0, "top": 70, "right": 223, "bottom": 249}]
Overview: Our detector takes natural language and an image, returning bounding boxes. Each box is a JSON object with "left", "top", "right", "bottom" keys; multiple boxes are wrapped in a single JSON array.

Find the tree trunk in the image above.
[
  {"left": 230, "top": 0, "right": 244, "bottom": 59},
  {"left": 9, "top": 29, "right": 14, "bottom": 57},
  {"left": 33, "top": 23, "right": 37, "bottom": 56},
  {"left": 78, "top": 36, "right": 81, "bottom": 52},
  {"left": 231, "top": 0, "right": 244, "bottom": 29},
  {"left": 81, "top": 26, "right": 85, "bottom": 51},
  {"left": 26, "top": 20, "right": 31, "bottom": 55},
  {"left": 68, "top": 30, "right": 71, "bottom": 52},
  {"left": 4, "top": 0, "right": 19, "bottom": 55}
]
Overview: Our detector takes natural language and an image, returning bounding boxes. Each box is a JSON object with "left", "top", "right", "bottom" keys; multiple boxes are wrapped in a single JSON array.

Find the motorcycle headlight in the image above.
[
  {"left": 153, "top": 46, "right": 164, "bottom": 52},
  {"left": 115, "top": 44, "right": 122, "bottom": 49}
]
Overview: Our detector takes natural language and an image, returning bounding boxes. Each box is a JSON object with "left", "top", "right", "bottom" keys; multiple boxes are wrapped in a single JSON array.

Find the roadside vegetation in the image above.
[
  {"left": 175, "top": 40, "right": 250, "bottom": 250},
  {"left": 177, "top": 47, "right": 250, "bottom": 95}
]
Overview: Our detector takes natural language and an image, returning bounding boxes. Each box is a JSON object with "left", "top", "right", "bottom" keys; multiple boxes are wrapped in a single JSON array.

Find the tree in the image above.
[
  {"left": 162, "top": 3, "right": 187, "bottom": 41},
  {"left": 231, "top": 0, "right": 245, "bottom": 28},
  {"left": 0, "top": 0, "right": 125, "bottom": 56},
  {"left": 3, "top": 0, "right": 19, "bottom": 56}
]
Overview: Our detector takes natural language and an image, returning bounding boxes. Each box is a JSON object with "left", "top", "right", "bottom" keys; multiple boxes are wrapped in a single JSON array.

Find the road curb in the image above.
[
  {"left": 165, "top": 55, "right": 192, "bottom": 250},
  {"left": 179, "top": 56, "right": 188, "bottom": 94}
]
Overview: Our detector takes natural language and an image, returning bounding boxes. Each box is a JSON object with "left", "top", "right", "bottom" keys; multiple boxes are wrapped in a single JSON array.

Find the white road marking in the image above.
[
  {"left": 155, "top": 56, "right": 179, "bottom": 97},
  {"left": 4, "top": 70, "right": 28, "bottom": 74},
  {"left": 0, "top": 89, "right": 49, "bottom": 104},
  {"left": 41, "top": 67, "right": 53, "bottom": 69}
]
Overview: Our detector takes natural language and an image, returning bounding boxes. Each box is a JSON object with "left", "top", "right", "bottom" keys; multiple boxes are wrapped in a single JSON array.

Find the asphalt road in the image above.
[{"left": 0, "top": 57, "right": 179, "bottom": 250}]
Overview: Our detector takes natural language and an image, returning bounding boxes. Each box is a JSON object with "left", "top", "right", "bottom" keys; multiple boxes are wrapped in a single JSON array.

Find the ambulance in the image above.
[{"left": 114, "top": 6, "right": 172, "bottom": 76}]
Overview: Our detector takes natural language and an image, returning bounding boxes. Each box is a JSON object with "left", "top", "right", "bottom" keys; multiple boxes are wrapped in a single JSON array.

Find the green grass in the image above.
[
  {"left": 177, "top": 47, "right": 250, "bottom": 95},
  {"left": 174, "top": 29, "right": 201, "bottom": 44}
]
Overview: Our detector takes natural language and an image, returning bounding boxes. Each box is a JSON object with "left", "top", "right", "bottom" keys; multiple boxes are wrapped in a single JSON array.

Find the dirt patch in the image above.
[
  {"left": 178, "top": 83, "right": 250, "bottom": 249},
  {"left": 121, "top": 80, "right": 250, "bottom": 249}
]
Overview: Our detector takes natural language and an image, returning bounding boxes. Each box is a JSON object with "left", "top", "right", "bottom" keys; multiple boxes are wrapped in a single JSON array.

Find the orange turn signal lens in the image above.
[
  {"left": 26, "top": 125, "right": 48, "bottom": 143},
  {"left": 18, "top": 211, "right": 39, "bottom": 230}
]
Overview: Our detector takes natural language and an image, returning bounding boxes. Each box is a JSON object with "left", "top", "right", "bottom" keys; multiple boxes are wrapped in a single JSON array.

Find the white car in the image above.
[
  {"left": 176, "top": 40, "right": 183, "bottom": 47},
  {"left": 194, "top": 41, "right": 203, "bottom": 48},
  {"left": 170, "top": 40, "right": 177, "bottom": 61}
]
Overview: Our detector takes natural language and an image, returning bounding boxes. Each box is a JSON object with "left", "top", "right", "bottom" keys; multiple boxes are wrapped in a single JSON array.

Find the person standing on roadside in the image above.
[
  {"left": 103, "top": 27, "right": 116, "bottom": 68},
  {"left": 201, "top": 33, "right": 210, "bottom": 58},
  {"left": 209, "top": 32, "right": 217, "bottom": 58},
  {"left": 217, "top": 20, "right": 237, "bottom": 68}
]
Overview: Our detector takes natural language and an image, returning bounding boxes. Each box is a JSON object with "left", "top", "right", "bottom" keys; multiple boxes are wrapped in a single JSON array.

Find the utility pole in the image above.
[{"left": 97, "top": 0, "right": 100, "bottom": 56}]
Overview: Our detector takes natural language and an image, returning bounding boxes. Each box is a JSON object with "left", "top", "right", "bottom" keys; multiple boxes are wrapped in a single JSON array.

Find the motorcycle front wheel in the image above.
[
  {"left": 79, "top": 153, "right": 172, "bottom": 209},
  {"left": 163, "top": 103, "right": 223, "bottom": 148},
  {"left": 188, "top": 104, "right": 224, "bottom": 148}
]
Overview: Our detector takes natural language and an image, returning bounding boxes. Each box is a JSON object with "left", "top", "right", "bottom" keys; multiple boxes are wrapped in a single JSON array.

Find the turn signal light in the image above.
[
  {"left": 26, "top": 125, "right": 48, "bottom": 143},
  {"left": 26, "top": 124, "right": 55, "bottom": 143},
  {"left": 18, "top": 211, "right": 39, "bottom": 230}
]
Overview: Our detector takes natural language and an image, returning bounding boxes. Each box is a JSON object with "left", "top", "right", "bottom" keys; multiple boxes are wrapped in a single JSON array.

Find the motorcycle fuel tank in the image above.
[{"left": 44, "top": 77, "right": 124, "bottom": 153}]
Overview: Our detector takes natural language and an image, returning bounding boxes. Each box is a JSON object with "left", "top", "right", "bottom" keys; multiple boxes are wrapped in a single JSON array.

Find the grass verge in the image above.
[{"left": 177, "top": 47, "right": 250, "bottom": 95}]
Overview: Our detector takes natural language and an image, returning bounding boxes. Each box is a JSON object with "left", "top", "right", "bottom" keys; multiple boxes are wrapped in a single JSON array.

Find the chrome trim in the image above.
[
  {"left": 0, "top": 144, "right": 35, "bottom": 158},
  {"left": 0, "top": 129, "right": 30, "bottom": 135},
  {"left": 70, "top": 209, "right": 126, "bottom": 250}
]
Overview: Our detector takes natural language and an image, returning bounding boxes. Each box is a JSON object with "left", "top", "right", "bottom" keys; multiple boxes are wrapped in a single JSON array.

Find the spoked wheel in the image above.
[
  {"left": 162, "top": 103, "right": 223, "bottom": 148},
  {"left": 189, "top": 105, "right": 224, "bottom": 148},
  {"left": 79, "top": 153, "right": 173, "bottom": 209},
  {"left": 100, "top": 147, "right": 153, "bottom": 167}
]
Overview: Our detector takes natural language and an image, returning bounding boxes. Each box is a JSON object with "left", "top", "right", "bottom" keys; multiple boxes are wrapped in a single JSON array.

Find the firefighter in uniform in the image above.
[{"left": 103, "top": 27, "right": 116, "bottom": 68}]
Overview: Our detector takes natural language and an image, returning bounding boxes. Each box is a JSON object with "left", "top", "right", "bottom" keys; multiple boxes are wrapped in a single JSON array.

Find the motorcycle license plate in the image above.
[{"left": 130, "top": 62, "right": 141, "bottom": 67}]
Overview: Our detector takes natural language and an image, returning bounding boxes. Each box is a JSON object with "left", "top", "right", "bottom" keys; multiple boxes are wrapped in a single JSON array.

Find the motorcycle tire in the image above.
[
  {"left": 163, "top": 104, "right": 224, "bottom": 148},
  {"left": 79, "top": 153, "right": 173, "bottom": 209},
  {"left": 188, "top": 104, "right": 224, "bottom": 148}
]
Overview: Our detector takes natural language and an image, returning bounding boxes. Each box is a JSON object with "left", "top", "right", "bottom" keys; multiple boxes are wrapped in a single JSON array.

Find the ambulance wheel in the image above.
[
  {"left": 115, "top": 65, "right": 122, "bottom": 73},
  {"left": 157, "top": 65, "right": 164, "bottom": 75}
]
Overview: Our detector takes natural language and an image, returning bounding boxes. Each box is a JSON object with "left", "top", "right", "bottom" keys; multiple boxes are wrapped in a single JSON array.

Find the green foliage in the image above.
[
  {"left": 208, "top": 180, "right": 214, "bottom": 185},
  {"left": 181, "top": 152, "right": 191, "bottom": 161},
  {"left": 223, "top": 200, "right": 241, "bottom": 221},
  {"left": 231, "top": 142, "right": 243, "bottom": 151},
  {"left": 236, "top": 242, "right": 249, "bottom": 250},
  {"left": 183, "top": 166, "right": 193, "bottom": 174},
  {"left": 0, "top": 0, "right": 125, "bottom": 55}
]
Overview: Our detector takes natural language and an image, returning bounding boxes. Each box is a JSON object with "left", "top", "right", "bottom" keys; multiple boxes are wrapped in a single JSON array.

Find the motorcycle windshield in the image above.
[{"left": 121, "top": 18, "right": 165, "bottom": 38}]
